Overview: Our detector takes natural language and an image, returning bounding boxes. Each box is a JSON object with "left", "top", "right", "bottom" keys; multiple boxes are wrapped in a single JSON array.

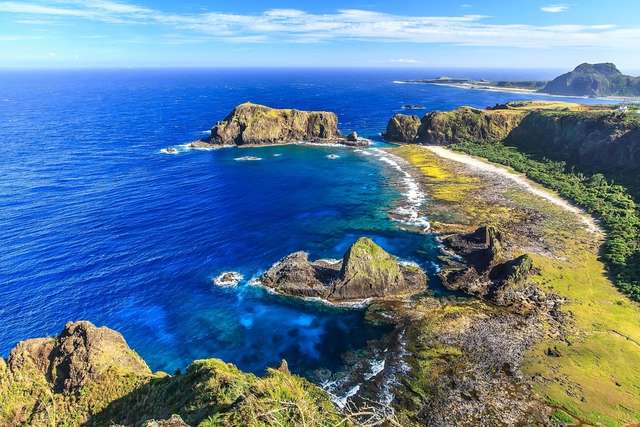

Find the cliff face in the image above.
[
  {"left": 383, "top": 106, "right": 526, "bottom": 145},
  {"left": 209, "top": 102, "right": 340, "bottom": 145},
  {"left": 383, "top": 114, "right": 421, "bottom": 143},
  {"left": 416, "top": 107, "right": 526, "bottom": 145},
  {"left": 384, "top": 102, "right": 640, "bottom": 185},
  {"left": 542, "top": 63, "right": 640, "bottom": 97},
  {"left": 260, "top": 237, "right": 427, "bottom": 301},
  {"left": 506, "top": 110, "right": 640, "bottom": 173},
  {"left": 0, "top": 321, "right": 343, "bottom": 426}
]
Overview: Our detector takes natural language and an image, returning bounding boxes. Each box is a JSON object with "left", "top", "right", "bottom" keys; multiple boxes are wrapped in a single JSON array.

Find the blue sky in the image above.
[{"left": 1, "top": 0, "right": 640, "bottom": 71}]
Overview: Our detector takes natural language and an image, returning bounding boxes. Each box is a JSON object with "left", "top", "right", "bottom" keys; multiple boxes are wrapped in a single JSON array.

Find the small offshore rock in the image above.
[{"left": 213, "top": 271, "right": 244, "bottom": 287}]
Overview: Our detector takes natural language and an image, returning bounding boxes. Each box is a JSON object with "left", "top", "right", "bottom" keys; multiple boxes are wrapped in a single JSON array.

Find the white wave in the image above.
[
  {"left": 159, "top": 147, "right": 179, "bottom": 155},
  {"left": 234, "top": 156, "right": 262, "bottom": 161},
  {"left": 364, "top": 359, "right": 385, "bottom": 380},
  {"left": 334, "top": 384, "right": 361, "bottom": 409},
  {"left": 366, "top": 148, "right": 431, "bottom": 231},
  {"left": 326, "top": 154, "right": 340, "bottom": 160},
  {"left": 273, "top": 153, "right": 282, "bottom": 157}
]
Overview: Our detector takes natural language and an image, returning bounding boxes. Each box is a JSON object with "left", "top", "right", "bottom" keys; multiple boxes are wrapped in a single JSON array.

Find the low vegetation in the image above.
[{"left": 451, "top": 142, "right": 640, "bottom": 301}]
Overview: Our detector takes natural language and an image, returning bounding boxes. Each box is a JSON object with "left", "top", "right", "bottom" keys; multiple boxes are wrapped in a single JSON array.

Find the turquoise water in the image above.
[{"left": 0, "top": 69, "right": 611, "bottom": 377}]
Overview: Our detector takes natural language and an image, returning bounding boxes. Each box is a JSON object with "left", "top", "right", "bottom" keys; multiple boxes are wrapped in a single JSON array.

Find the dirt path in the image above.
[{"left": 423, "top": 145, "right": 602, "bottom": 234}]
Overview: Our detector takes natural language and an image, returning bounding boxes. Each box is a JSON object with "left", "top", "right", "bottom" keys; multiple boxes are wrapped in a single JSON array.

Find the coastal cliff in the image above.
[
  {"left": 383, "top": 101, "right": 640, "bottom": 178},
  {"left": 0, "top": 321, "right": 344, "bottom": 426},
  {"left": 260, "top": 237, "right": 427, "bottom": 302},
  {"left": 203, "top": 102, "right": 341, "bottom": 146}
]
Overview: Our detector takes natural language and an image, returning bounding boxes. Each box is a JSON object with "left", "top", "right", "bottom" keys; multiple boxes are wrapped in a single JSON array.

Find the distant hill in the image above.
[{"left": 542, "top": 63, "right": 640, "bottom": 97}]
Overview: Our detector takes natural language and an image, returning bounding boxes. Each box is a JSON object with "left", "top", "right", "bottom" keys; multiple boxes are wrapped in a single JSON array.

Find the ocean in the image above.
[{"left": 0, "top": 68, "right": 611, "bottom": 377}]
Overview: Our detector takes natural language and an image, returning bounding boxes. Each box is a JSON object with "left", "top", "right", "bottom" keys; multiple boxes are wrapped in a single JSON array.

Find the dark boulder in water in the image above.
[{"left": 260, "top": 237, "right": 427, "bottom": 302}]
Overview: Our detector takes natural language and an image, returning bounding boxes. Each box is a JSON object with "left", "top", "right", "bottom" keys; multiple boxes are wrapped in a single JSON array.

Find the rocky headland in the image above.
[
  {"left": 259, "top": 237, "right": 427, "bottom": 302},
  {"left": 192, "top": 102, "right": 368, "bottom": 148},
  {"left": 384, "top": 100, "right": 640, "bottom": 196},
  {"left": 0, "top": 321, "right": 345, "bottom": 426}
]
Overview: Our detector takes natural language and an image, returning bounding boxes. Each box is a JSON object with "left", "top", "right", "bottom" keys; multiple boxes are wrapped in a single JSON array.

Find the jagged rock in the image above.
[
  {"left": 260, "top": 237, "right": 427, "bottom": 302},
  {"left": 383, "top": 113, "right": 421, "bottom": 143},
  {"left": 8, "top": 320, "right": 150, "bottom": 394},
  {"left": 208, "top": 102, "right": 340, "bottom": 146},
  {"left": 441, "top": 227, "right": 545, "bottom": 314},
  {"left": 346, "top": 131, "right": 358, "bottom": 141},
  {"left": 260, "top": 251, "right": 339, "bottom": 298}
]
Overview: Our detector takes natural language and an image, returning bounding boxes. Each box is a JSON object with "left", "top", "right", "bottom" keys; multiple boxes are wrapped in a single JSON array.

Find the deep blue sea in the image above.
[{"left": 0, "top": 69, "right": 612, "bottom": 377}]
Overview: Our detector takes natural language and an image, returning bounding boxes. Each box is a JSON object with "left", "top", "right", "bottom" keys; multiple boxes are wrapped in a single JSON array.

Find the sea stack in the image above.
[
  {"left": 207, "top": 102, "right": 340, "bottom": 146},
  {"left": 260, "top": 237, "right": 427, "bottom": 302}
]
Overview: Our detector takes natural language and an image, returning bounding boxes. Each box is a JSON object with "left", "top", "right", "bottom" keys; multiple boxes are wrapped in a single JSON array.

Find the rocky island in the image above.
[
  {"left": 190, "top": 102, "right": 368, "bottom": 148},
  {"left": 260, "top": 237, "right": 427, "bottom": 302}
]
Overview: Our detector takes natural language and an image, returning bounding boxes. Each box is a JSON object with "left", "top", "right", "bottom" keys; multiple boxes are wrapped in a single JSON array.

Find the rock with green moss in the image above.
[
  {"left": 207, "top": 102, "right": 340, "bottom": 146},
  {"left": 260, "top": 237, "right": 427, "bottom": 302},
  {"left": 417, "top": 107, "right": 526, "bottom": 145},
  {"left": 383, "top": 113, "right": 421, "bottom": 143}
]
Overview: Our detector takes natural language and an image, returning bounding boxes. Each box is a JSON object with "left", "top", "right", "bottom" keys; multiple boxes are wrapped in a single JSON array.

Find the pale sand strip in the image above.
[{"left": 423, "top": 145, "right": 602, "bottom": 234}]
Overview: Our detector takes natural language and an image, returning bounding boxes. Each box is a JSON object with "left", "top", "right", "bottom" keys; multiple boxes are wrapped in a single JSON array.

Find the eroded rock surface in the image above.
[
  {"left": 260, "top": 237, "right": 427, "bottom": 302},
  {"left": 206, "top": 102, "right": 340, "bottom": 146},
  {"left": 383, "top": 113, "right": 421, "bottom": 143},
  {"left": 8, "top": 320, "right": 150, "bottom": 394},
  {"left": 440, "top": 226, "right": 558, "bottom": 314}
]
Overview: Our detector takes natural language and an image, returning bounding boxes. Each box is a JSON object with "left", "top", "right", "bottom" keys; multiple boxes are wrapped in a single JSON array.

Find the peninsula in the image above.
[{"left": 399, "top": 63, "right": 640, "bottom": 99}]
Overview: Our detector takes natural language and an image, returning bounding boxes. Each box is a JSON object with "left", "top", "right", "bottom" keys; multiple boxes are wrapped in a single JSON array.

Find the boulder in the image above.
[
  {"left": 383, "top": 114, "right": 421, "bottom": 143},
  {"left": 208, "top": 102, "right": 340, "bottom": 146},
  {"left": 260, "top": 237, "right": 427, "bottom": 302}
]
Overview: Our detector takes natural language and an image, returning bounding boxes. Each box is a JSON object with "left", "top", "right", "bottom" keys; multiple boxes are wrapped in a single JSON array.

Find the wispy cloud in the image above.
[
  {"left": 390, "top": 58, "right": 421, "bottom": 64},
  {"left": 0, "top": 1, "right": 638, "bottom": 49},
  {"left": 541, "top": 5, "right": 569, "bottom": 13}
]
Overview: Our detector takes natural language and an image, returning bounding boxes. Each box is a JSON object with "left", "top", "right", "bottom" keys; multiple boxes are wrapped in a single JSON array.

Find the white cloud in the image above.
[
  {"left": 541, "top": 5, "right": 569, "bottom": 13},
  {"left": 390, "top": 58, "right": 421, "bottom": 64},
  {"left": 0, "top": 1, "right": 638, "bottom": 49}
]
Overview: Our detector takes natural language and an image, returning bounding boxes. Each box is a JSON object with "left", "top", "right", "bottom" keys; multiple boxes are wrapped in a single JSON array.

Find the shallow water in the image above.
[{"left": 0, "top": 69, "right": 612, "bottom": 376}]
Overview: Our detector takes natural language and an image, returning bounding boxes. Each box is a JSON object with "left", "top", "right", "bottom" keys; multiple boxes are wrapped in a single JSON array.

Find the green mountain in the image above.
[{"left": 542, "top": 63, "right": 640, "bottom": 97}]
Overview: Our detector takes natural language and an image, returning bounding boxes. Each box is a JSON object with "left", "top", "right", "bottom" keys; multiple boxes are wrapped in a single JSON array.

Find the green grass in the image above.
[{"left": 452, "top": 142, "right": 640, "bottom": 302}]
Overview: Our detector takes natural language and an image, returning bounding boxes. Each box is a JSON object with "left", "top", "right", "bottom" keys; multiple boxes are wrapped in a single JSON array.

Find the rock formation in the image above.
[
  {"left": 383, "top": 114, "right": 421, "bottom": 143},
  {"left": 204, "top": 102, "right": 340, "bottom": 146},
  {"left": 440, "top": 226, "right": 554, "bottom": 314},
  {"left": 260, "top": 237, "right": 427, "bottom": 302},
  {"left": 8, "top": 320, "right": 151, "bottom": 394}
]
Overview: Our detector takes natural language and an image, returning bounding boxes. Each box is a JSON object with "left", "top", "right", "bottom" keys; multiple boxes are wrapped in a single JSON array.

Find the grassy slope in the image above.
[
  {"left": 393, "top": 145, "right": 640, "bottom": 425},
  {"left": 0, "top": 356, "right": 347, "bottom": 426}
]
